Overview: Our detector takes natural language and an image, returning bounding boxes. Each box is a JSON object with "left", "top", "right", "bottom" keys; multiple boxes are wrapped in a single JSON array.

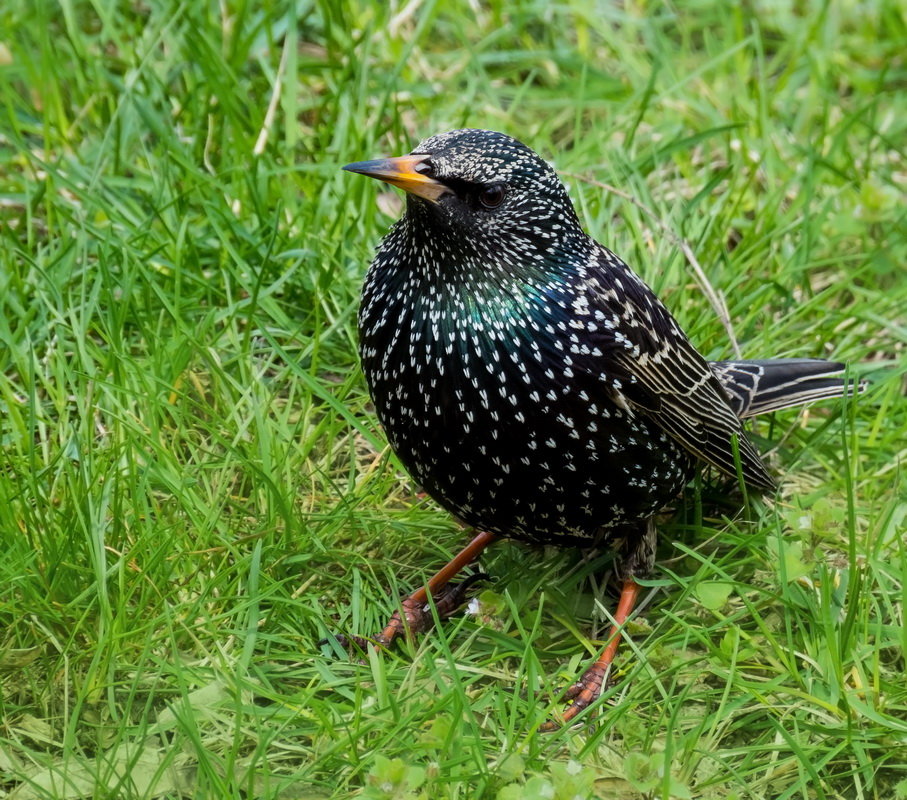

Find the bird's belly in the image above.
[{"left": 367, "top": 358, "right": 694, "bottom": 544}]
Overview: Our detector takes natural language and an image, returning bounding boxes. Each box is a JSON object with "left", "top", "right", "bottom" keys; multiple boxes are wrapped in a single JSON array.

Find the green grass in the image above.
[{"left": 1, "top": 1, "right": 905, "bottom": 798}]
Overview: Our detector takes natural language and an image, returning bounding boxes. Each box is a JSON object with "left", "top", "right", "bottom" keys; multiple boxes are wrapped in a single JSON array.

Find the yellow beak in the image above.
[{"left": 343, "top": 154, "right": 450, "bottom": 203}]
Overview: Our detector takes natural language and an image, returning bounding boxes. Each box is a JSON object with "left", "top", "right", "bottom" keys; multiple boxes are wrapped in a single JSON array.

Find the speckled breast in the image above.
[{"left": 359, "top": 285, "right": 694, "bottom": 544}]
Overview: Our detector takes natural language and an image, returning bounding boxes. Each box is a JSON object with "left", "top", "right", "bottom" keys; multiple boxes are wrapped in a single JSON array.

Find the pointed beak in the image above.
[{"left": 343, "top": 154, "right": 450, "bottom": 203}]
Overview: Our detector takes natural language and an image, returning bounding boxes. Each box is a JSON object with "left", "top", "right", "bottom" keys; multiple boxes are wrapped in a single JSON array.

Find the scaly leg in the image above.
[
  {"left": 540, "top": 578, "right": 641, "bottom": 731},
  {"left": 342, "top": 530, "right": 496, "bottom": 651},
  {"left": 541, "top": 517, "right": 655, "bottom": 730}
]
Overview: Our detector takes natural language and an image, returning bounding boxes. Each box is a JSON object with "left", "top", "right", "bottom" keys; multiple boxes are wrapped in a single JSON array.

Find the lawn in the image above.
[{"left": 1, "top": 1, "right": 905, "bottom": 798}]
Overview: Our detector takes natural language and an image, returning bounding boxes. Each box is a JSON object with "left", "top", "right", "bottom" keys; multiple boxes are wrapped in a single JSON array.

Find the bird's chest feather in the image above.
[
  {"left": 362, "top": 285, "right": 583, "bottom": 460},
  {"left": 358, "top": 259, "right": 691, "bottom": 540}
]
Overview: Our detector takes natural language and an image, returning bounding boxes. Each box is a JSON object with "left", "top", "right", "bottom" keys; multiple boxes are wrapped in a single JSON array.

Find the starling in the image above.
[{"left": 342, "top": 129, "right": 862, "bottom": 728}]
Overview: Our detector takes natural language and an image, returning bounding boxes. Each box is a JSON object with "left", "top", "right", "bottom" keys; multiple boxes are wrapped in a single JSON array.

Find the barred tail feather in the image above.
[{"left": 710, "top": 358, "right": 866, "bottom": 419}]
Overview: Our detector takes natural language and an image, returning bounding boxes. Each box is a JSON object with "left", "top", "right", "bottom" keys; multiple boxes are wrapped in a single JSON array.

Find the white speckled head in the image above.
[
  {"left": 412, "top": 129, "right": 558, "bottom": 186},
  {"left": 379, "top": 128, "right": 583, "bottom": 248}
]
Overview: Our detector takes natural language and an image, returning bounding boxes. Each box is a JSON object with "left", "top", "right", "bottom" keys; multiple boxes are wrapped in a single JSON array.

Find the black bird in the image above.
[{"left": 343, "top": 129, "right": 862, "bottom": 728}]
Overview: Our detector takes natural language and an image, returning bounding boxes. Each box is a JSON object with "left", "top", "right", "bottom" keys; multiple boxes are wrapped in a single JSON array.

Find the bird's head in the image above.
[{"left": 344, "top": 129, "right": 581, "bottom": 255}]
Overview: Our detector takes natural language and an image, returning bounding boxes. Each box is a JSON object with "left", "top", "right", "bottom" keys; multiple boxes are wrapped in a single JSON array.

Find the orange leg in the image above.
[
  {"left": 541, "top": 577, "right": 641, "bottom": 731},
  {"left": 348, "top": 530, "right": 496, "bottom": 650}
]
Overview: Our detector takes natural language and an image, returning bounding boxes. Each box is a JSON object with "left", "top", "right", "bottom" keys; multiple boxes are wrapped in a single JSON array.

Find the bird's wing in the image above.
[{"left": 581, "top": 246, "right": 775, "bottom": 490}]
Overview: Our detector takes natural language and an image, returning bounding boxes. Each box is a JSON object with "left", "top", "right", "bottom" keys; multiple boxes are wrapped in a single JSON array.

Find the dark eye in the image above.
[
  {"left": 414, "top": 158, "right": 435, "bottom": 177},
  {"left": 478, "top": 183, "right": 506, "bottom": 208}
]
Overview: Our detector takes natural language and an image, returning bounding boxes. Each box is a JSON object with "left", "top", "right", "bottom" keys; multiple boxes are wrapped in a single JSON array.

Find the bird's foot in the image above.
[
  {"left": 538, "top": 578, "right": 641, "bottom": 731},
  {"left": 539, "top": 662, "right": 609, "bottom": 732},
  {"left": 331, "top": 572, "right": 488, "bottom": 657}
]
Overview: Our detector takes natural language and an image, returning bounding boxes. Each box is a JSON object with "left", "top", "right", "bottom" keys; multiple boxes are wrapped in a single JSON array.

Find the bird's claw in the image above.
[
  {"left": 427, "top": 571, "right": 490, "bottom": 622},
  {"left": 329, "top": 572, "right": 490, "bottom": 658},
  {"left": 539, "top": 663, "right": 610, "bottom": 732},
  {"left": 561, "top": 681, "right": 583, "bottom": 702}
]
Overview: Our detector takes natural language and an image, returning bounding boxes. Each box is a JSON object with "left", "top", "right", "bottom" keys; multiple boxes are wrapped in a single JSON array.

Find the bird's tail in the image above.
[{"left": 710, "top": 358, "right": 866, "bottom": 419}]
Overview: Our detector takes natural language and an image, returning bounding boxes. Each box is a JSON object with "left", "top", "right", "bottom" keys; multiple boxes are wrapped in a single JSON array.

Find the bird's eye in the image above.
[
  {"left": 478, "top": 183, "right": 506, "bottom": 209},
  {"left": 414, "top": 158, "right": 435, "bottom": 177}
]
